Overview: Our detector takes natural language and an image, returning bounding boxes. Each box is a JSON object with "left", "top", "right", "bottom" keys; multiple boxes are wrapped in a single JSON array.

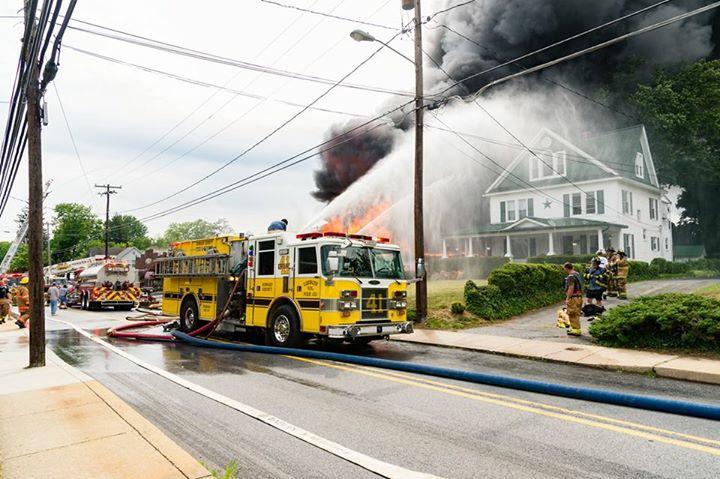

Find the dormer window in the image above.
[
  {"left": 634, "top": 152, "right": 644, "bottom": 178},
  {"left": 529, "top": 150, "right": 566, "bottom": 180}
]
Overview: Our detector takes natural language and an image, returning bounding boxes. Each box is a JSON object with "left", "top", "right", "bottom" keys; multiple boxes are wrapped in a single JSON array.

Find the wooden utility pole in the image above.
[
  {"left": 412, "top": 0, "right": 427, "bottom": 323},
  {"left": 95, "top": 184, "right": 121, "bottom": 259},
  {"left": 25, "top": 3, "right": 46, "bottom": 368}
]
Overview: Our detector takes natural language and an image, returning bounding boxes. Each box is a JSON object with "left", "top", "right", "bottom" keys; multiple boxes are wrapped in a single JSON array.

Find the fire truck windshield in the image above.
[{"left": 321, "top": 245, "right": 404, "bottom": 279}]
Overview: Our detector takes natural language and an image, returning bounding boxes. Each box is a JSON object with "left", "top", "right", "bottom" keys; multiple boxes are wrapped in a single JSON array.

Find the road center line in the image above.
[
  {"left": 285, "top": 356, "right": 720, "bottom": 457},
  {"left": 51, "top": 319, "right": 441, "bottom": 479}
]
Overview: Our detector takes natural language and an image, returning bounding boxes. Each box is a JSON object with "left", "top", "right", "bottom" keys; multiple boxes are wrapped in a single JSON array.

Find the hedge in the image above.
[
  {"left": 589, "top": 293, "right": 720, "bottom": 351},
  {"left": 426, "top": 256, "right": 509, "bottom": 280},
  {"left": 464, "top": 263, "right": 566, "bottom": 320},
  {"left": 527, "top": 254, "right": 595, "bottom": 265}
]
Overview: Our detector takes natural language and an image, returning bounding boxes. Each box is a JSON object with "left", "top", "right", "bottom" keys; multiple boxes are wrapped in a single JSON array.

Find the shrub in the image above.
[
  {"left": 450, "top": 302, "right": 465, "bottom": 315},
  {"left": 465, "top": 263, "right": 566, "bottom": 320},
  {"left": 589, "top": 293, "right": 720, "bottom": 351},
  {"left": 651, "top": 258, "right": 691, "bottom": 275}
]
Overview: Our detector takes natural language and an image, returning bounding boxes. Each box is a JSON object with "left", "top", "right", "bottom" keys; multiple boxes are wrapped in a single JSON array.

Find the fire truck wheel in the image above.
[
  {"left": 179, "top": 298, "right": 200, "bottom": 333},
  {"left": 81, "top": 293, "right": 88, "bottom": 310},
  {"left": 268, "top": 305, "right": 302, "bottom": 348}
]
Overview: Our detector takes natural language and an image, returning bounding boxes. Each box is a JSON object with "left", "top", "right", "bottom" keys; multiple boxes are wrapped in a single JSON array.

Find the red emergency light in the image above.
[
  {"left": 323, "top": 232, "right": 347, "bottom": 238},
  {"left": 296, "top": 232, "right": 323, "bottom": 240},
  {"left": 376, "top": 237, "right": 391, "bottom": 243},
  {"left": 348, "top": 234, "right": 372, "bottom": 241}
]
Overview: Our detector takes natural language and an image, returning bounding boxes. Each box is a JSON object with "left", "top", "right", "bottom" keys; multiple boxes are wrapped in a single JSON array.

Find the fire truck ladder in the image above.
[
  {"left": 154, "top": 254, "right": 230, "bottom": 277},
  {"left": 0, "top": 181, "right": 52, "bottom": 274}
]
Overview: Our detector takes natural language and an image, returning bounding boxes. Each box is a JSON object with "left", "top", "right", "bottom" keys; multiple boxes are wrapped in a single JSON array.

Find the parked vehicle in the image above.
[{"left": 75, "top": 261, "right": 140, "bottom": 311}]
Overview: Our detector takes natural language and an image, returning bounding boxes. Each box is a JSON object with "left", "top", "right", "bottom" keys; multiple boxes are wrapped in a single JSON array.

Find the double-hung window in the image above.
[
  {"left": 649, "top": 198, "right": 659, "bottom": 220},
  {"left": 571, "top": 193, "right": 582, "bottom": 215},
  {"left": 622, "top": 190, "right": 633, "bottom": 215}
]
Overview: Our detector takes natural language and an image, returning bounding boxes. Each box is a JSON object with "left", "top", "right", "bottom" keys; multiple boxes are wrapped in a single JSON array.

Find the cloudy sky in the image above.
[{"left": 0, "top": 0, "right": 432, "bottom": 240}]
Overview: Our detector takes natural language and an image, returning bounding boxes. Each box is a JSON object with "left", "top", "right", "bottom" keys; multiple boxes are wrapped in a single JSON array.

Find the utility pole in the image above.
[
  {"left": 412, "top": 0, "right": 427, "bottom": 323},
  {"left": 25, "top": 2, "right": 46, "bottom": 368},
  {"left": 95, "top": 184, "right": 121, "bottom": 259}
]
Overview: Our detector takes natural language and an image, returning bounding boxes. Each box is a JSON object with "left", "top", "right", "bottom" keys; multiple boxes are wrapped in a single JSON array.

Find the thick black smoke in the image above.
[
  {"left": 311, "top": 0, "right": 718, "bottom": 202},
  {"left": 311, "top": 121, "right": 396, "bottom": 202}
]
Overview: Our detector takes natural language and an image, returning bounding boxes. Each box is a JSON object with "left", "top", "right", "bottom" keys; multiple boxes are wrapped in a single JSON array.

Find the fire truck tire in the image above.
[
  {"left": 179, "top": 298, "right": 201, "bottom": 333},
  {"left": 267, "top": 305, "right": 302, "bottom": 348},
  {"left": 81, "top": 293, "right": 88, "bottom": 310}
]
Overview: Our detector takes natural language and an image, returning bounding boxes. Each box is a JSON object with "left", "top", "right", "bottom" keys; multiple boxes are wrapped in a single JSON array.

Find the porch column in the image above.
[
  {"left": 442, "top": 238, "right": 448, "bottom": 259},
  {"left": 547, "top": 232, "right": 556, "bottom": 256},
  {"left": 597, "top": 229, "right": 604, "bottom": 250},
  {"left": 504, "top": 235, "right": 513, "bottom": 258},
  {"left": 466, "top": 237, "right": 473, "bottom": 257}
]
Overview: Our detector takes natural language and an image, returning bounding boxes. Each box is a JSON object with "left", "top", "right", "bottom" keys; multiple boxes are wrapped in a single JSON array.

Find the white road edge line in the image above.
[{"left": 51, "top": 318, "right": 440, "bottom": 479}]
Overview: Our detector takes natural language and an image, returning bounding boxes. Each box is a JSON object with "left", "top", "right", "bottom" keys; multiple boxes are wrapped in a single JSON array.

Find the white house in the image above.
[{"left": 442, "top": 125, "right": 674, "bottom": 262}]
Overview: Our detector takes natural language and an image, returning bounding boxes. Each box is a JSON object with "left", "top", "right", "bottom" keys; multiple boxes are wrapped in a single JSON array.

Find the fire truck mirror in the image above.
[{"left": 326, "top": 251, "right": 339, "bottom": 276}]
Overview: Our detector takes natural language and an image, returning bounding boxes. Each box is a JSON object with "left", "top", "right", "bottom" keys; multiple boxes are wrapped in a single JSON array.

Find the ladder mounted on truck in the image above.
[
  {"left": 154, "top": 254, "right": 230, "bottom": 277},
  {"left": 0, "top": 180, "right": 52, "bottom": 273}
]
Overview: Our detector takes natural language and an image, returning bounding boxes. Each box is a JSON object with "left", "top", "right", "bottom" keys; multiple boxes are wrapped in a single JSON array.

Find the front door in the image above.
[{"left": 249, "top": 238, "right": 276, "bottom": 327}]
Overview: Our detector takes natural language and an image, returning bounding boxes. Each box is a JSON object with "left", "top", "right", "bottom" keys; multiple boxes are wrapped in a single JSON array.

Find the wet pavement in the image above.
[{"left": 44, "top": 307, "right": 720, "bottom": 478}]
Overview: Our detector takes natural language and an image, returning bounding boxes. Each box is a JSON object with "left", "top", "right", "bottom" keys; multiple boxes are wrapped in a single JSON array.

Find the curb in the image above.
[
  {"left": 391, "top": 334, "right": 720, "bottom": 386},
  {"left": 49, "top": 349, "right": 211, "bottom": 479}
]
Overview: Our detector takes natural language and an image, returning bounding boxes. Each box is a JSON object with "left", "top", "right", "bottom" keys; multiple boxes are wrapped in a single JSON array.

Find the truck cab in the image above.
[{"left": 156, "top": 232, "right": 413, "bottom": 347}]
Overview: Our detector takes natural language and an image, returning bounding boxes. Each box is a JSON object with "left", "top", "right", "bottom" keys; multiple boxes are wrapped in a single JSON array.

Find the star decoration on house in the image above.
[{"left": 543, "top": 200, "right": 552, "bottom": 209}]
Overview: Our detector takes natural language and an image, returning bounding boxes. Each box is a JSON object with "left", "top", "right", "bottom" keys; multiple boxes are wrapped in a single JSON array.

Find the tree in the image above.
[
  {"left": 0, "top": 241, "right": 10, "bottom": 263},
  {"left": 107, "top": 214, "right": 149, "bottom": 248},
  {"left": 9, "top": 243, "right": 28, "bottom": 272},
  {"left": 633, "top": 60, "right": 720, "bottom": 256},
  {"left": 160, "top": 218, "right": 234, "bottom": 245},
  {"left": 50, "top": 203, "right": 103, "bottom": 262}
]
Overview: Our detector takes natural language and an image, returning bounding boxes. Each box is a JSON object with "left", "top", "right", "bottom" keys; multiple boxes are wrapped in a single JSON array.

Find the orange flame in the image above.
[{"left": 320, "top": 201, "right": 392, "bottom": 238}]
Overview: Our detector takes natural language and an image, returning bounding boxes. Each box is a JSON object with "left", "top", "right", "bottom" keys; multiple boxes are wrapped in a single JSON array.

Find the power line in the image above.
[
  {"left": 424, "top": 0, "right": 476, "bottom": 22},
  {"left": 136, "top": 100, "right": 417, "bottom": 222},
  {"left": 124, "top": 27, "right": 408, "bottom": 213},
  {"left": 258, "top": 0, "right": 398, "bottom": 30}
]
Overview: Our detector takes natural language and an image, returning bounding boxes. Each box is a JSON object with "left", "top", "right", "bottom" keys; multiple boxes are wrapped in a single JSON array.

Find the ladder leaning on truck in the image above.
[{"left": 154, "top": 232, "right": 414, "bottom": 347}]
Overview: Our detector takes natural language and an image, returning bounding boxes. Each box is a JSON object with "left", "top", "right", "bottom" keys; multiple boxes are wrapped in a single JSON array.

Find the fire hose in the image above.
[
  {"left": 106, "top": 279, "right": 720, "bottom": 422},
  {"left": 171, "top": 331, "right": 720, "bottom": 422}
]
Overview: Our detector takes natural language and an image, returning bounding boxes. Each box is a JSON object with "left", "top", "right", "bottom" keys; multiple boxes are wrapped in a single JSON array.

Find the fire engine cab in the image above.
[{"left": 155, "top": 232, "right": 414, "bottom": 347}]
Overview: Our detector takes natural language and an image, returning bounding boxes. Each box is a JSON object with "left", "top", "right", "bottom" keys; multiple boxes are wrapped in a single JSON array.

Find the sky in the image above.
[{"left": 0, "top": 0, "right": 433, "bottom": 241}]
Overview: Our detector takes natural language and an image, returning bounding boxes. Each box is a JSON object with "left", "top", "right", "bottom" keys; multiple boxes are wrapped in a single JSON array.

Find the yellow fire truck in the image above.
[{"left": 154, "top": 231, "right": 414, "bottom": 347}]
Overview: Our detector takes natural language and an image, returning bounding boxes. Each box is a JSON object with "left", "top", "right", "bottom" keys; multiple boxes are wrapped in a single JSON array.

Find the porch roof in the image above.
[{"left": 446, "top": 217, "right": 628, "bottom": 238}]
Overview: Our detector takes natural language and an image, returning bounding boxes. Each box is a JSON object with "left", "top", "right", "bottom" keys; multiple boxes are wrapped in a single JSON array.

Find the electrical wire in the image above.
[{"left": 258, "top": 0, "right": 397, "bottom": 30}]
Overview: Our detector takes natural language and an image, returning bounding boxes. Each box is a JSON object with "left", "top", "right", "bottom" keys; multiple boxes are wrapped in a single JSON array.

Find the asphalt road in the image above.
[{"left": 46, "top": 308, "right": 720, "bottom": 478}]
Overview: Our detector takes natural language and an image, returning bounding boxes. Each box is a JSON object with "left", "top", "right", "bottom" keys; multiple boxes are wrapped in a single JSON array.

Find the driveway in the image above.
[{"left": 464, "top": 278, "right": 719, "bottom": 344}]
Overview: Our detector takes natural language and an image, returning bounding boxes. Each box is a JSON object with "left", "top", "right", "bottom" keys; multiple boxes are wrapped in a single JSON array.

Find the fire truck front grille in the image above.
[{"left": 360, "top": 288, "right": 388, "bottom": 320}]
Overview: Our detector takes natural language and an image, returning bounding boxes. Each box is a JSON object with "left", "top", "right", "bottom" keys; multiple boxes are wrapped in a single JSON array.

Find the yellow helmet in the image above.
[{"left": 19, "top": 276, "right": 29, "bottom": 285}]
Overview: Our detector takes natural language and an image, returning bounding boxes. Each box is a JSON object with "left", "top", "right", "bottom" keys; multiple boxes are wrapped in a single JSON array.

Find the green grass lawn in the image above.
[
  {"left": 695, "top": 282, "right": 720, "bottom": 300},
  {"left": 407, "top": 279, "right": 489, "bottom": 330}
]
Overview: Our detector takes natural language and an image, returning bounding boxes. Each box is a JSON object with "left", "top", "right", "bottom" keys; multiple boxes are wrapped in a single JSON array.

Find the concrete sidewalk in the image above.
[
  {"left": 393, "top": 329, "right": 720, "bottom": 385},
  {"left": 0, "top": 323, "right": 211, "bottom": 479}
]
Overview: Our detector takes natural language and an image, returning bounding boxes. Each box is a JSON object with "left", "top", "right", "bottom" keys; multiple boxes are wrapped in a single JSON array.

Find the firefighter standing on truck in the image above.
[
  {"left": 615, "top": 250, "right": 630, "bottom": 299},
  {"left": 562, "top": 262, "right": 583, "bottom": 337}
]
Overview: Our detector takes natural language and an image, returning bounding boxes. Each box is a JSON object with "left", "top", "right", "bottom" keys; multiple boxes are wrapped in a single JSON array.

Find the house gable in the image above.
[{"left": 485, "top": 128, "right": 618, "bottom": 195}]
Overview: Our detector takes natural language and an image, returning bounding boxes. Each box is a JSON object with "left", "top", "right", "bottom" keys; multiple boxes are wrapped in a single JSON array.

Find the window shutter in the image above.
[
  {"left": 597, "top": 190, "right": 605, "bottom": 214},
  {"left": 527, "top": 198, "right": 534, "bottom": 217},
  {"left": 500, "top": 201, "right": 506, "bottom": 223},
  {"left": 563, "top": 194, "right": 570, "bottom": 217}
]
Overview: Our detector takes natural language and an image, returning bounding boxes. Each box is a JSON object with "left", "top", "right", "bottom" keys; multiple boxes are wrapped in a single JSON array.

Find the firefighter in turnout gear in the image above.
[
  {"left": 0, "top": 279, "right": 11, "bottom": 323},
  {"left": 605, "top": 247, "right": 618, "bottom": 297},
  {"left": 562, "top": 262, "right": 583, "bottom": 336},
  {"left": 615, "top": 250, "right": 630, "bottom": 299},
  {"left": 15, "top": 276, "right": 30, "bottom": 329},
  {"left": 584, "top": 259, "right": 608, "bottom": 308}
]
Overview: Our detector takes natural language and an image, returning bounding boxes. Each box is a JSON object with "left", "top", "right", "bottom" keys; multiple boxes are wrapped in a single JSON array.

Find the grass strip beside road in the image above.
[{"left": 407, "top": 279, "right": 489, "bottom": 329}]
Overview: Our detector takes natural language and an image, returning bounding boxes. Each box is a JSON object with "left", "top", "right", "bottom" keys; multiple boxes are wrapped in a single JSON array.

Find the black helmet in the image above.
[{"left": 281, "top": 218, "right": 288, "bottom": 225}]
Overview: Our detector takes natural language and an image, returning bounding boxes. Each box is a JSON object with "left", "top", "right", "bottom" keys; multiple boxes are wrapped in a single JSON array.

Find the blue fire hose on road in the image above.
[{"left": 172, "top": 331, "right": 720, "bottom": 422}]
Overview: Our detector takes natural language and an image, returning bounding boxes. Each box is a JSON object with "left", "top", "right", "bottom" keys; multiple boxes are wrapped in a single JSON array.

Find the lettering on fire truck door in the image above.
[
  {"left": 250, "top": 239, "right": 276, "bottom": 327},
  {"left": 295, "top": 244, "right": 320, "bottom": 333}
]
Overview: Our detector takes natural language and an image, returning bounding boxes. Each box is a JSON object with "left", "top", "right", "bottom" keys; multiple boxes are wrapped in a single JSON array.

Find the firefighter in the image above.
[
  {"left": 615, "top": 250, "right": 630, "bottom": 299},
  {"left": 562, "top": 262, "right": 583, "bottom": 336},
  {"left": 583, "top": 258, "right": 608, "bottom": 309},
  {"left": 0, "top": 279, "right": 11, "bottom": 323},
  {"left": 15, "top": 276, "right": 30, "bottom": 329},
  {"left": 605, "top": 247, "right": 618, "bottom": 297},
  {"left": 595, "top": 249, "right": 609, "bottom": 269},
  {"left": 267, "top": 218, "right": 288, "bottom": 232}
]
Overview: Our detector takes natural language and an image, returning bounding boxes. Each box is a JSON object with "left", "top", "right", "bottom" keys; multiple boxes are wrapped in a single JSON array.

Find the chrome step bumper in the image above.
[{"left": 327, "top": 321, "right": 413, "bottom": 339}]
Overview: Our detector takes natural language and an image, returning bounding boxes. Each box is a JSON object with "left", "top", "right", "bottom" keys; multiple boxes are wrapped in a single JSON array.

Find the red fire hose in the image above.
[{"left": 108, "top": 280, "right": 241, "bottom": 341}]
